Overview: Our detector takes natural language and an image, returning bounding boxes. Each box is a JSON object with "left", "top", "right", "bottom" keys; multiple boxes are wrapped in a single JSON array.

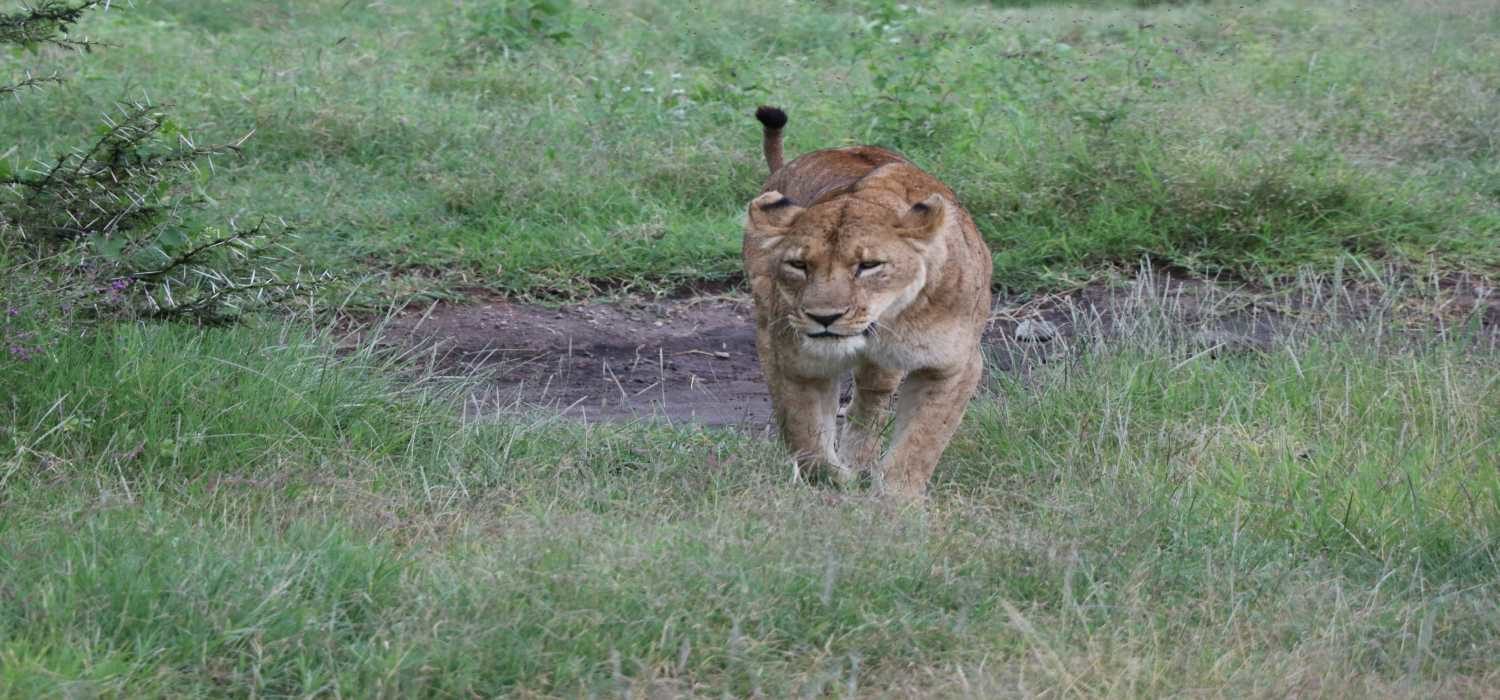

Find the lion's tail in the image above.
[{"left": 755, "top": 106, "right": 788, "bottom": 174}]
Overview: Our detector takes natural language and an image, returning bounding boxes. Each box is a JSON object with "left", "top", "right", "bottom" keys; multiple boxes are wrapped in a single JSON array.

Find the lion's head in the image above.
[{"left": 743, "top": 182, "right": 952, "bottom": 353}]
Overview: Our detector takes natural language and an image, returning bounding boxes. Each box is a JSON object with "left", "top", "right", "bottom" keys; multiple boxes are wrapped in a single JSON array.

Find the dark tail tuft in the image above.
[
  {"left": 755, "top": 105, "right": 788, "bottom": 130},
  {"left": 755, "top": 106, "right": 787, "bottom": 173}
]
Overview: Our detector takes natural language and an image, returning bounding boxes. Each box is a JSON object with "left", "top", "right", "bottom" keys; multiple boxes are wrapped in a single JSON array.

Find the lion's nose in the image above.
[{"left": 805, "top": 310, "right": 846, "bottom": 327}]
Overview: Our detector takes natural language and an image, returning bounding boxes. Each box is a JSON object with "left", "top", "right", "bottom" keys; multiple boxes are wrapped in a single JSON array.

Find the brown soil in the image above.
[
  {"left": 379, "top": 274, "right": 1497, "bottom": 427},
  {"left": 387, "top": 294, "right": 769, "bottom": 426}
]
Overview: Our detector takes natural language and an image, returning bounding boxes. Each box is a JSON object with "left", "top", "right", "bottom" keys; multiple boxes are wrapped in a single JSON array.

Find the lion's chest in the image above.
[
  {"left": 864, "top": 338, "right": 945, "bottom": 372},
  {"left": 784, "top": 335, "right": 868, "bottom": 377}
]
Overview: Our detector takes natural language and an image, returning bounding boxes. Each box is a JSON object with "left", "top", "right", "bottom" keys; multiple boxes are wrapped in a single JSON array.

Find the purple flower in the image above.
[
  {"left": 110, "top": 278, "right": 131, "bottom": 291},
  {"left": 4, "top": 307, "right": 16, "bottom": 317}
]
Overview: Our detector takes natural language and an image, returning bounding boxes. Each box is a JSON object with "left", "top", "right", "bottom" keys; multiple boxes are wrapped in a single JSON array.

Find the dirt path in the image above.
[
  {"left": 389, "top": 295, "right": 769, "bottom": 425},
  {"left": 382, "top": 274, "right": 1497, "bottom": 427}
]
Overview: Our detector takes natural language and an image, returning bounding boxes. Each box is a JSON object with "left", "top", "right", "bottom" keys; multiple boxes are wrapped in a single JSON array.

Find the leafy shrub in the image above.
[
  {"left": 854, "top": 2, "right": 1147, "bottom": 149},
  {"left": 854, "top": 2, "right": 950, "bottom": 146},
  {"left": 463, "top": 0, "right": 576, "bottom": 54}
]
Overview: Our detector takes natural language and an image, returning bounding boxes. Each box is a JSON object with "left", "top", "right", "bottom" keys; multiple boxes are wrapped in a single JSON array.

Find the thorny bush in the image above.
[{"left": 1, "top": 0, "right": 324, "bottom": 365}]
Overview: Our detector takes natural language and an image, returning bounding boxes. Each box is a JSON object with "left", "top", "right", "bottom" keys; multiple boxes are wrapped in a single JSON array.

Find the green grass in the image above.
[
  {"left": 4, "top": 0, "right": 1500, "bottom": 695},
  {"left": 3, "top": 0, "right": 1497, "bottom": 298},
  {"left": 2, "top": 308, "right": 1496, "bottom": 696}
]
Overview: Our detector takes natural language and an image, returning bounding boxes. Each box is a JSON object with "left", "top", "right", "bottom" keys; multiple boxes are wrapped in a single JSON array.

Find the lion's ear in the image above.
[
  {"left": 897, "top": 193, "right": 948, "bottom": 241},
  {"left": 745, "top": 191, "right": 805, "bottom": 255},
  {"left": 747, "top": 191, "right": 805, "bottom": 233}
]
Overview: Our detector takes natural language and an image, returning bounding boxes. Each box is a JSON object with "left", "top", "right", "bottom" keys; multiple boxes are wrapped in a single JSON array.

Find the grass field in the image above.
[
  {"left": 3, "top": 0, "right": 1500, "bottom": 696},
  {"left": 3, "top": 297, "right": 1497, "bottom": 696},
  {"left": 3, "top": 0, "right": 1498, "bottom": 298}
]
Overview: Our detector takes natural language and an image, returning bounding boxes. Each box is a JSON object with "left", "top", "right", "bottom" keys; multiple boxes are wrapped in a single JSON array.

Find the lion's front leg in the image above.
[
  {"left": 773, "top": 374, "right": 850, "bottom": 486},
  {"left": 874, "top": 353, "right": 983, "bottom": 500},
  {"left": 840, "top": 362, "right": 903, "bottom": 477}
]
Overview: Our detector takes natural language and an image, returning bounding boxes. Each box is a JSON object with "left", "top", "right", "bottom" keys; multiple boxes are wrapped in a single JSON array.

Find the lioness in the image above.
[{"left": 743, "top": 106, "right": 992, "bottom": 500}]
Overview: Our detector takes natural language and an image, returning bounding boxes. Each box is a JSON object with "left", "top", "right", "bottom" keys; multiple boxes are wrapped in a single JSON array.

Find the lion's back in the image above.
[{"left": 760, "top": 146, "right": 908, "bottom": 207}]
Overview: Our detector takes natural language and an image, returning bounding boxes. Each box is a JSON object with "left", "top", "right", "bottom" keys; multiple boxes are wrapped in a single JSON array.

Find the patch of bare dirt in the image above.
[
  {"left": 386, "top": 294, "right": 769, "bottom": 426},
  {"left": 379, "top": 273, "right": 1496, "bottom": 427}
]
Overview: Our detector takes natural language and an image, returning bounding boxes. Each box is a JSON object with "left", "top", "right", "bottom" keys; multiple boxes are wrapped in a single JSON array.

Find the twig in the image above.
[
  {"left": 0, "top": 71, "right": 63, "bottom": 97},
  {"left": 130, "top": 220, "right": 270, "bottom": 280}
]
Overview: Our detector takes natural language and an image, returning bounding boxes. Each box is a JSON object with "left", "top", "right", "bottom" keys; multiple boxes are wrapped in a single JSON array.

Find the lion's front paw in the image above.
[
  {"left": 872, "top": 471, "right": 927, "bottom": 503},
  {"left": 795, "top": 459, "right": 856, "bottom": 489}
]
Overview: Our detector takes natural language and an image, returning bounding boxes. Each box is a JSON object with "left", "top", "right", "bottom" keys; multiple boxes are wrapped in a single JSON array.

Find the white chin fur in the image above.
[{"left": 796, "top": 334, "right": 866, "bottom": 374}]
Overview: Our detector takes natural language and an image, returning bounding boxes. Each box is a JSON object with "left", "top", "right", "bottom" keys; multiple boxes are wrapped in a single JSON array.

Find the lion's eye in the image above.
[
  {"left": 785, "top": 260, "right": 807, "bottom": 271},
  {"left": 857, "top": 261, "right": 885, "bottom": 273}
]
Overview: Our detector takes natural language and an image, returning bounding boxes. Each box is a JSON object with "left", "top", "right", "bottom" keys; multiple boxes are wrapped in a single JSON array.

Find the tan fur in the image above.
[{"left": 743, "top": 109, "right": 991, "bottom": 501}]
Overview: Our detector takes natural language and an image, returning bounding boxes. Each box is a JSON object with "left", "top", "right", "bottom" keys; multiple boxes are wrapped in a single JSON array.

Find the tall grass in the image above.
[{"left": 3, "top": 279, "right": 1497, "bottom": 696}]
